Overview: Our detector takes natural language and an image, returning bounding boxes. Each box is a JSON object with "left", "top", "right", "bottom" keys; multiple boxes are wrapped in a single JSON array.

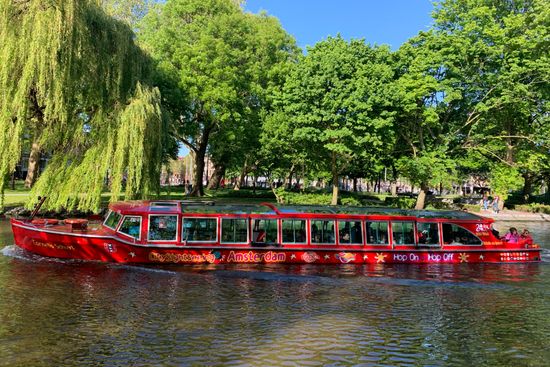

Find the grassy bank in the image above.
[{"left": 4, "top": 181, "right": 550, "bottom": 215}]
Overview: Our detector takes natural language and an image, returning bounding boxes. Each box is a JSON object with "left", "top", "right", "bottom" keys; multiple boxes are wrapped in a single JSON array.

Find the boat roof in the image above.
[{"left": 109, "top": 200, "right": 488, "bottom": 221}]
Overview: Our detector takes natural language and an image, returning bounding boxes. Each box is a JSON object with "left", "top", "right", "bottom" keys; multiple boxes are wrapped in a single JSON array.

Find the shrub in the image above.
[{"left": 384, "top": 196, "right": 416, "bottom": 209}]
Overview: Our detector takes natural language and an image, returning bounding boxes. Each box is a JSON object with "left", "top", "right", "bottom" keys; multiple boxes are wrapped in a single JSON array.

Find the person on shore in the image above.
[
  {"left": 482, "top": 193, "right": 490, "bottom": 210},
  {"left": 520, "top": 229, "right": 534, "bottom": 245},
  {"left": 502, "top": 227, "right": 519, "bottom": 243},
  {"left": 492, "top": 195, "right": 500, "bottom": 213}
]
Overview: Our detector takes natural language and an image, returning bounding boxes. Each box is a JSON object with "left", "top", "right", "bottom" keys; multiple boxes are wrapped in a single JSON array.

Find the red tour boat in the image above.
[{"left": 10, "top": 200, "right": 541, "bottom": 264}]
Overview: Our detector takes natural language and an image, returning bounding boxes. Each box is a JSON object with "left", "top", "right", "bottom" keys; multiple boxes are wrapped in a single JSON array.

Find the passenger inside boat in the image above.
[
  {"left": 366, "top": 221, "right": 388, "bottom": 244},
  {"left": 442, "top": 223, "right": 481, "bottom": 245},
  {"left": 118, "top": 216, "right": 141, "bottom": 238},
  {"left": 252, "top": 219, "right": 278, "bottom": 245},
  {"left": 149, "top": 215, "right": 177, "bottom": 241},
  {"left": 417, "top": 223, "right": 439, "bottom": 246}
]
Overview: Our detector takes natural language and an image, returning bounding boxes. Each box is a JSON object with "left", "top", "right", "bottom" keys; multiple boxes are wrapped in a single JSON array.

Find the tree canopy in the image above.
[
  {"left": 138, "top": 0, "right": 299, "bottom": 196},
  {"left": 0, "top": 0, "right": 172, "bottom": 211}
]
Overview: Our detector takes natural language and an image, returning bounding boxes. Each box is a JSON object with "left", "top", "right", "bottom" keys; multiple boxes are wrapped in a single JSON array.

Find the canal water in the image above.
[{"left": 0, "top": 219, "right": 549, "bottom": 367}]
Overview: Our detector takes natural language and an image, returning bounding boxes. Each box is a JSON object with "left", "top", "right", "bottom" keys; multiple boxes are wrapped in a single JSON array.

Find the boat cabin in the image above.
[{"left": 102, "top": 201, "right": 499, "bottom": 249}]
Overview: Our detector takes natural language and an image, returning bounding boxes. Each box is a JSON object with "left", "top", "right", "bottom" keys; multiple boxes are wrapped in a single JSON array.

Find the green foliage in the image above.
[
  {"left": 0, "top": 0, "right": 169, "bottom": 211},
  {"left": 512, "top": 203, "right": 550, "bottom": 215},
  {"left": 265, "top": 36, "right": 396, "bottom": 204},
  {"left": 383, "top": 196, "right": 416, "bottom": 209},
  {"left": 396, "top": 150, "right": 457, "bottom": 188},
  {"left": 139, "top": 0, "right": 299, "bottom": 195},
  {"left": 488, "top": 164, "right": 524, "bottom": 201}
]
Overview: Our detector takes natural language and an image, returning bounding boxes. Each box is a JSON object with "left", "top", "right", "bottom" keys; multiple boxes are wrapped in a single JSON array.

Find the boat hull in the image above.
[{"left": 11, "top": 219, "right": 542, "bottom": 265}]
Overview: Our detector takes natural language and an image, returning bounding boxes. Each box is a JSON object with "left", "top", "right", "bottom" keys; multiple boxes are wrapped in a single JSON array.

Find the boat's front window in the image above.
[
  {"left": 417, "top": 222, "right": 440, "bottom": 246},
  {"left": 221, "top": 218, "right": 248, "bottom": 243},
  {"left": 104, "top": 210, "right": 122, "bottom": 230},
  {"left": 118, "top": 216, "right": 142, "bottom": 239},
  {"left": 281, "top": 219, "right": 306, "bottom": 244},
  {"left": 148, "top": 215, "right": 178, "bottom": 241},
  {"left": 252, "top": 219, "right": 278, "bottom": 244},
  {"left": 392, "top": 222, "right": 415, "bottom": 245},
  {"left": 338, "top": 220, "right": 363, "bottom": 245},
  {"left": 442, "top": 223, "right": 482, "bottom": 245},
  {"left": 311, "top": 220, "right": 335, "bottom": 245},
  {"left": 366, "top": 221, "right": 388, "bottom": 245},
  {"left": 182, "top": 218, "right": 217, "bottom": 242}
]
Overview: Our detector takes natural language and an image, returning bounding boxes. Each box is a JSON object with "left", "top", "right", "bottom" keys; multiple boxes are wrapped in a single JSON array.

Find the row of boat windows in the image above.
[{"left": 104, "top": 211, "right": 482, "bottom": 246}]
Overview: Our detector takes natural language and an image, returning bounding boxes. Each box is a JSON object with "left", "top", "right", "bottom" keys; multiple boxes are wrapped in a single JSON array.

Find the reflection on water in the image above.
[{"left": 0, "top": 220, "right": 549, "bottom": 367}]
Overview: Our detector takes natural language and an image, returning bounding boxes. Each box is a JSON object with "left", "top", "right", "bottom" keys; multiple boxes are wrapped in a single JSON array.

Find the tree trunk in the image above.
[
  {"left": 390, "top": 182, "right": 397, "bottom": 197},
  {"left": 286, "top": 164, "right": 294, "bottom": 190},
  {"left": 353, "top": 178, "right": 357, "bottom": 192},
  {"left": 207, "top": 163, "right": 226, "bottom": 190},
  {"left": 390, "top": 165, "right": 398, "bottom": 197},
  {"left": 24, "top": 141, "right": 41, "bottom": 188},
  {"left": 234, "top": 160, "right": 248, "bottom": 191},
  {"left": 190, "top": 148, "right": 206, "bottom": 197},
  {"left": 415, "top": 182, "right": 429, "bottom": 210},
  {"left": 10, "top": 171, "right": 16, "bottom": 190},
  {"left": 521, "top": 173, "right": 532, "bottom": 202},
  {"left": 331, "top": 153, "right": 339, "bottom": 205}
]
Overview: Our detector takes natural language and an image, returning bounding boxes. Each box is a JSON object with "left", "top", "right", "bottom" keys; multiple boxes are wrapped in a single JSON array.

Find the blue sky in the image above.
[{"left": 245, "top": 0, "right": 435, "bottom": 50}]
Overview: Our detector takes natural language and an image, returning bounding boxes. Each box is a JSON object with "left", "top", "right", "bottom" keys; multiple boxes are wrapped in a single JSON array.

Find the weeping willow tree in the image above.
[{"left": 0, "top": 0, "right": 169, "bottom": 212}]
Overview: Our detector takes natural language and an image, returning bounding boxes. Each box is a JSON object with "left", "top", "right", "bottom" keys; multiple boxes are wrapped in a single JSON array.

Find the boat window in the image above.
[
  {"left": 252, "top": 219, "right": 278, "bottom": 244},
  {"left": 392, "top": 222, "right": 415, "bottom": 245},
  {"left": 151, "top": 202, "right": 178, "bottom": 207},
  {"left": 221, "top": 218, "right": 248, "bottom": 243},
  {"left": 417, "top": 222, "right": 440, "bottom": 246},
  {"left": 366, "top": 221, "right": 388, "bottom": 245},
  {"left": 281, "top": 219, "right": 306, "bottom": 243},
  {"left": 338, "top": 220, "right": 363, "bottom": 245},
  {"left": 118, "top": 216, "right": 142, "bottom": 239},
  {"left": 310, "top": 220, "right": 335, "bottom": 244},
  {"left": 442, "top": 223, "right": 482, "bottom": 245},
  {"left": 182, "top": 218, "right": 217, "bottom": 242},
  {"left": 104, "top": 210, "right": 122, "bottom": 230},
  {"left": 148, "top": 215, "right": 178, "bottom": 241}
]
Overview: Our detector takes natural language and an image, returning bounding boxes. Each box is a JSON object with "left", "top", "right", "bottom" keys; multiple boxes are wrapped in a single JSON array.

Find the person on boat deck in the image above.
[
  {"left": 520, "top": 229, "right": 533, "bottom": 245},
  {"left": 502, "top": 227, "right": 519, "bottom": 243}
]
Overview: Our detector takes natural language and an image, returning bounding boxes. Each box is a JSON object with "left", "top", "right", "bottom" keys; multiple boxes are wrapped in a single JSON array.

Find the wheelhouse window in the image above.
[
  {"left": 182, "top": 218, "right": 217, "bottom": 242},
  {"left": 392, "top": 222, "right": 415, "bottom": 245},
  {"left": 417, "top": 222, "right": 440, "bottom": 246},
  {"left": 252, "top": 219, "right": 278, "bottom": 244},
  {"left": 118, "top": 216, "right": 142, "bottom": 239},
  {"left": 221, "top": 218, "right": 248, "bottom": 243},
  {"left": 148, "top": 215, "right": 178, "bottom": 241},
  {"left": 442, "top": 223, "right": 482, "bottom": 245},
  {"left": 281, "top": 219, "right": 306, "bottom": 244},
  {"left": 338, "top": 221, "right": 363, "bottom": 245},
  {"left": 311, "top": 220, "right": 336, "bottom": 245},
  {"left": 104, "top": 211, "right": 122, "bottom": 230},
  {"left": 366, "top": 221, "right": 388, "bottom": 245}
]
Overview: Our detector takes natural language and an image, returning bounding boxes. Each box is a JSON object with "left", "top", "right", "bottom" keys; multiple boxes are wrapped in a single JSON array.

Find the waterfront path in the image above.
[{"left": 476, "top": 209, "right": 550, "bottom": 222}]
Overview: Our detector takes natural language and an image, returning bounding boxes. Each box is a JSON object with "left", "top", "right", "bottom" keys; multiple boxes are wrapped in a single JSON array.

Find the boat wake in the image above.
[
  {"left": 1, "top": 245, "right": 76, "bottom": 264},
  {"left": 540, "top": 248, "right": 550, "bottom": 263}
]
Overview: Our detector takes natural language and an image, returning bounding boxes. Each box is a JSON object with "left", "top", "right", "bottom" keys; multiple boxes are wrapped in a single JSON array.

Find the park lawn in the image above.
[{"left": 4, "top": 180, "right": 29, "bottom": 208}]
